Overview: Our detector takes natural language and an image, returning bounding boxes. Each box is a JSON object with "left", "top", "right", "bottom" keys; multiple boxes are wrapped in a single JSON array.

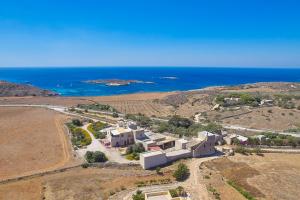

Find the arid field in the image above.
[
  {"left": 0, "top": 166, "right": 174, "bottom": 200},
  {"left": 0, "top": 107, "right": 75, "bottom": 180},
  {"left": 203, "top": 153, "right": 300, "bottom": 200}
]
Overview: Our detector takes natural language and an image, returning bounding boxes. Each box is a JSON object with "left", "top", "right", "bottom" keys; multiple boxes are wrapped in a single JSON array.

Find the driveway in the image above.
[{"left": 76, "top": 123, "right": 137, "bottom": 164}]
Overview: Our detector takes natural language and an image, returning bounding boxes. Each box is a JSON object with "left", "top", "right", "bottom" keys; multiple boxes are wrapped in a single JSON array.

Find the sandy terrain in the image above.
[
  {"left": 203, "top": 153, "right": 300, "bottom": 200},
  {"left": 0, "top": 107, "right": 76, "bottom": 180}
]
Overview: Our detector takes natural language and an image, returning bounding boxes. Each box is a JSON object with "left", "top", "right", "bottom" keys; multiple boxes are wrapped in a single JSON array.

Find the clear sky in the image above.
[{"left": 0, "top": 0, "right": 300, "bottom": 67}]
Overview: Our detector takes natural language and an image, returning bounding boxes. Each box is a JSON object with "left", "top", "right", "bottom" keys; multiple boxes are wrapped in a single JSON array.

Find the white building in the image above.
[
  {"left": 140, "top": 131, "right": 217, "bottom": 169},
  {"left": 107, "top": 127, "right": 135, "bottom": 147},
  {"left": 140, "top": 151, "right": 167, "bottom": 170}
]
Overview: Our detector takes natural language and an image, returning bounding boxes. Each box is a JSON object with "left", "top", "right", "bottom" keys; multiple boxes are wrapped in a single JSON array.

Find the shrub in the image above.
[
  {"left": 173, "top": 163, "right": 190, "bottom": 181},
  {"left": 132, "top": 190, "right": 145, "bottom": 200},
  {"left": 227, "top": 180, "right": 256, "bottom": 200},
  {"left": 85, "top": 151, "right": 108, "bottom": 163},
  {"left": 168, "top": 115, "right": 193, "bottom": 128},
  {"left": 87, "top": 122, "right": 107, "bottom": 139},
  {"left": 68, "top": 126, "right": 92, "bottom": 147},
  {"left": 235, "top": 146, "right": 248, "bottom": 155},
  {"left": 126, "top": 143, "right": 145, "bottom": 154},
  {"left": 169, "top": 189, "right": 179, "bottom": 198},
  {"left": 81, "top": 163, "right": 89, "bottom": 168},
  {"left": 72, "top": 119, "right": 82, "bottom": 126},
  {"left": 112, "top": 112, "right": 119, "bottom": 118},
  {"left": 125, "top": 113, "right": 152, "bottom": 127},
  {"left": 156, "top": 167, "right": 162, "bottom": 175}
]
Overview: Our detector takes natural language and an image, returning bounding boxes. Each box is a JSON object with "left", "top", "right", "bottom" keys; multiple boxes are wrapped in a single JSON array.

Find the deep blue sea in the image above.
[{"left": 0, "top": 67, "right": 300, "bottom": 96}]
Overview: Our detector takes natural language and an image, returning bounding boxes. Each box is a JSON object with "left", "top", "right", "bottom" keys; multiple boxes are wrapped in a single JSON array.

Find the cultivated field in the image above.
[
  {"left": 0, "top": 107, "right": 76, "bottom": 181},
  {"left": 203, "top": 153, "right": 300, "bottom": 200}
]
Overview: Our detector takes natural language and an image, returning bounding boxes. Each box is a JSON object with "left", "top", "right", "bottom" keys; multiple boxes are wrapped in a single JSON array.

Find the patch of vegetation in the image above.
[
  {"left": 274, "top": 94, "right": 296, "bottom": 109},
  {"left": 125, "top": 113, "right": 152, "bottom": 127},
  {"left": 285, "top": 128, "right": 300, "bottom": 133},
  {"left": 87, "top": 121, "right": 107, "bottom": 139},
  {"left": 72, "top": 119, "right": 83, "bottom": 126},
  {"left": 156, "top": 167, "right": 162, "bottom": 175},
  {"left": 207, "top": 184, "right": 221, "bottom": 200},
  {"left": 215, "top": 93, "right": 261, "bottom": 107},
  {"left": 67, "top": 122, "right": 92, "bottom": 147},
  {"left": 85, "top": 151, "right": 108, "bottom": 163},
  {"left": 153, "top": 118, "right": 222, "bottom": 137},
  {"left": 132, "top": 190, "right": 145, "bottom": 200},
  {"left": 234, "top": 146, "right": 264, "bottom": 156},
  {"left": 261, "top": 132, "right": 300, "bottom": 147},
  {"left": 125, "top": 143, "right": 145, "bottom": 160},
  {"left": 173, "top": 163, "right": 190, "bottom": 181},
  {"left": 77, "top": 103, "right": 118, "bottom": 112},
  {"left": 227, "top": 180, "right": 256, "bottom": 200},
  {"left": 169, "top": 186, "right": 186, "bottom": 198}
]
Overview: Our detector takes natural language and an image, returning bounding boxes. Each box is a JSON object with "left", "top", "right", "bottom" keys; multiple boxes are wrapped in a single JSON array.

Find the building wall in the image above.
[
  {"left": 140, "top": 152, "right": 168, "bottom": 169},
  {"left": 192, "top": 136, "right": 215, "bottom": 157},
  {"left": 108, "top": 131, "right": 134, "bottom": 147}
]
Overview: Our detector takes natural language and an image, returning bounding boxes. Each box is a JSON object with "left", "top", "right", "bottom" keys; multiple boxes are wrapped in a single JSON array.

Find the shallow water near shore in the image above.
[{"left": 0, "top": 67, "right": 300, "bottom": 96}]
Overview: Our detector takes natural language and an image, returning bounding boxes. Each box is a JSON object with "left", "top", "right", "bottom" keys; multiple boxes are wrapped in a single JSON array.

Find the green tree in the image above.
[
  {"left": 168, "top": 115, "right": 192, "bottom": 128},
  {"left": 85, "top": 151, "right": 108, "bottom": 163},
  {"left": 173, "top": 163, "right": 190, "bottom": 181},
  {"left": 72, "top": 119, "right": 82, "bottom": 126}
]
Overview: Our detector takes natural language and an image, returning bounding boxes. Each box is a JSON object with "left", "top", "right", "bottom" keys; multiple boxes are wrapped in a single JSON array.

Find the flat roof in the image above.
[
  {"left": 141, "top": 151, "right": 165, "bottom": 157},
  {"left": 111, "top": 127, "right": 131, "bottom": 135},
  {"left": 166, "top": 149, "right": 191, "bottom": 157}
]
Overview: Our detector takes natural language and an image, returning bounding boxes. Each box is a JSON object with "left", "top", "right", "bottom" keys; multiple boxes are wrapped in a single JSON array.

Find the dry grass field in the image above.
[
  {"left": 221, "top": 106, "right": 300, "bottom": 131},
  {"left": 0, "top": 107, "right": 76, "bottom": 181},
  {"left": 0, "top": 167, "right": 174, "bottom": 200},
  {"left": 203, "top": 153, "right": 300, "bottom": 200}
]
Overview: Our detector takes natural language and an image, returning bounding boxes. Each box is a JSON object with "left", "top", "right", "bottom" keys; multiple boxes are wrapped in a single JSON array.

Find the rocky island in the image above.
[
  {"left": 84, "top": 79, "right": 154, "bottom": 86},
  {"left": 0, "top": 81, "right": 58, "bottom": 97}
]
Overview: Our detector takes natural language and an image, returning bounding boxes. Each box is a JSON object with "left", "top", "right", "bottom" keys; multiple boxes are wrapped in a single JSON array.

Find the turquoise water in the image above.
[{"left": 0, "top": 67, "right": 299, "bottom": 96}]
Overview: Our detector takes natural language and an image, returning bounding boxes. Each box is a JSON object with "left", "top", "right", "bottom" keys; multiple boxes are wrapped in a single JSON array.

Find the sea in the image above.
[{"left": 0, "top": 67, "right": 300, "bottom": 96}]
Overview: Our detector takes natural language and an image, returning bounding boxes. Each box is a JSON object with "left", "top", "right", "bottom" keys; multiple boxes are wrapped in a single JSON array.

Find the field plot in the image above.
[
  {"left": 221, "top": 106, "right": 300, "bottom": 131},
  {"left": 90, "top": 92, "right": 176, "bottom": 117},
  {"left": 0, "top": 107, "right": 75, "bottom": 180},
  {"left": 204, "top": 153, "right": 300, "bottom": 200},
  {"left": 0, "top": 167, "right": 174, "bottom": 200},
  {"left": 0, "top": 96, "right": 91, "bottom": 106}
]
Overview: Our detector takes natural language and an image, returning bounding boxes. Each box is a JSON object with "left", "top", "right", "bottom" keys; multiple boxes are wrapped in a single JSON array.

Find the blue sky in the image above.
[{"left": 0, "top": 0, "right": 300, "bottom": 67}]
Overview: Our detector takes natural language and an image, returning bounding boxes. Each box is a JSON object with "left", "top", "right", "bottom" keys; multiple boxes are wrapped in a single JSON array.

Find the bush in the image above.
[
  {"left": 156, "top": 167, "right": 162, "bottom": 175},
  {"left": 168, "top": 115, "right": 193, "bottom": 128},
  {"left": 132, "top": 190, "right": 145, "bottom": 200},
  {"left": 112, "top": 112, "right": 119, "bottom": 118},
  {"left": 85, "top": 151, "right": 108, "bottom": 163},
  {"left": 81, "top": 163, "right": 89, "bottom": 168},
  {"left": 126, "top": 143, "right": 145, "bottom": 154},
  {"left": 125, "top": 113, "right": 152, "bottom": 127},
  {"left": 173, "top": 163, "right": 190, "bottom": 181},
  {"left": 169, "top": 189, "right": 179, "bottom": 198},
  {"left": 235, "top": 146, "right": 248, "bottom": 155},
  {"left": 87, "top": 122, "right": 107, "bottom": 139},
  {"left": 227, "top": 180, "right": 256, "bottom": 200},
  {"left": 77, "top": 103, "right": 118, "bottom": 112},
  {"left": 72, "top": 119, "right": 82, "bottom": 126},
  {"left": 68, "top": 126, "right": 92, "bottom": 147}
]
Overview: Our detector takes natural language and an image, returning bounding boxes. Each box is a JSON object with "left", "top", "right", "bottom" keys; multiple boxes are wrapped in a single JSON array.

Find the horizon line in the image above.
[{"left": 1, "top": 65, "right": 300, "bottom": 69}]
